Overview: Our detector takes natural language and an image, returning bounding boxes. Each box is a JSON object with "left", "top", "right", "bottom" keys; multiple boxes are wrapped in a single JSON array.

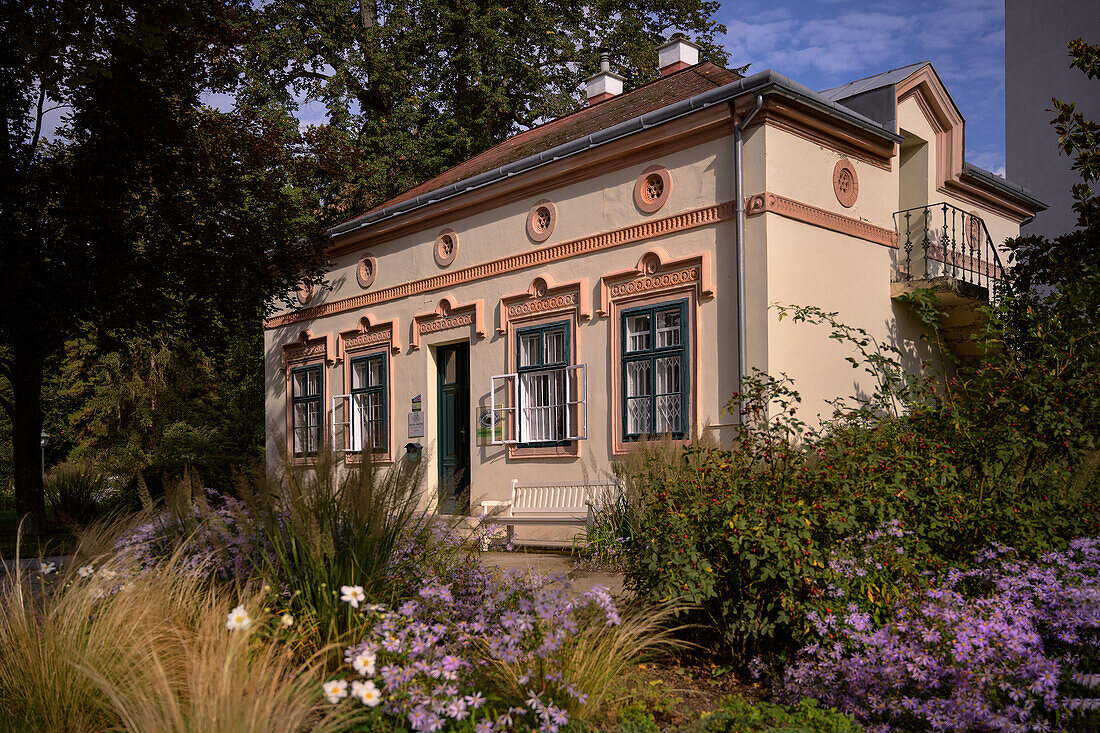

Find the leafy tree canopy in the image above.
[{"left": 240, "top": 0, "right": 731, "bottom": 224}]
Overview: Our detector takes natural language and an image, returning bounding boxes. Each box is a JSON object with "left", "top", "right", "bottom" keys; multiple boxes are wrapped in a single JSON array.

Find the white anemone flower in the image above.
[
  {"left": 39, "top": 561, "right": 56, "bottom": 576},
  {"left": 352, "top": 680, "right": 382, "bottom": 707},
  {"left": 225, "top": 605, "right": 253, "bottom": 631},
  {"left": 77, "top": 564, "right": 94, "bottom": 578},
  {"left": 322, "top": 679, "right": 348, "bottom": 704},
  {"left": 99, "top": 568, "right": 118, "bottom": 581},
  {"left": 352, "top": 651, "right": 376, "bottom": 677},
  {"left": 339, "top": 585, "right": 366, "bottom": 608},
  {"left": 280, "top": 613, "right": 294, "bottom": 628}
]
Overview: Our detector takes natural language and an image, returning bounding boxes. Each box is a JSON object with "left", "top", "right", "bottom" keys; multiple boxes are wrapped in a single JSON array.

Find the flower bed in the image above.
[{"left": 784, "top": 537, "right": 1100, "bottom": 731}]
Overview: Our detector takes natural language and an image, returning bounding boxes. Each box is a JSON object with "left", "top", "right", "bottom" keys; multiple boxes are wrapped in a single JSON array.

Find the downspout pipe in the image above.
[{"left": 734, "top": 93, "right": 763, "bottom": 423}]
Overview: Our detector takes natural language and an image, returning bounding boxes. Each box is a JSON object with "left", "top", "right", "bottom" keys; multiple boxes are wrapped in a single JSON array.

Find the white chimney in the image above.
[
  {"left": 657, "top": 33, "right": 700, "bottom": 76},
  {"left": 585, "top": 52, "right": 625, "bottom": 105}
]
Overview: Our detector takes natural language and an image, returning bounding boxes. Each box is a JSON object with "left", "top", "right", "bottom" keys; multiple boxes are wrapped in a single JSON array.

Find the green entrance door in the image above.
[{"left": 436, "top": 342, "right": 470, "bottom": 514}]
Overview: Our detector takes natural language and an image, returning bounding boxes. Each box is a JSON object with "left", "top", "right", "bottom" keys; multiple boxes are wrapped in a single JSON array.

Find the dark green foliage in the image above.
[
  {"left": 692, "top": 696, "right": 860, "bottom": 733},
  {"left": 0, "top": 1, "right": 328, "bottom": 531},
  {"left": 243, "top": 0, "right": 734, "bottom": 223},
  {"left": 607, "top": 297, "right": 1099, "bottom": 661}
]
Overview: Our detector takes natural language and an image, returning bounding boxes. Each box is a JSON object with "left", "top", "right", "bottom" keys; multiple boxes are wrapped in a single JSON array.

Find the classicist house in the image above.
[{"left": 264, "top": 37, "right": 1044, "bottom": 526}]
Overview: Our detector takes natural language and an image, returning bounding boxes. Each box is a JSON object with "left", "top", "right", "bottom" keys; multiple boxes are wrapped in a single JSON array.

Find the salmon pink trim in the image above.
[
  {"left": 597, "top": 249, "right": 714, "bottom": 317},
  {"left": 411, "top": 296, "right": 486, "bottom": 350},
  {"left": 496, "top": 274, "right": 591, "bottom": 335},
  {"left": 744, "top": 192, "right": 898, "bottom": 249},
  {"left": 265, "top": 201, "right": 736, "bottom": 329}
]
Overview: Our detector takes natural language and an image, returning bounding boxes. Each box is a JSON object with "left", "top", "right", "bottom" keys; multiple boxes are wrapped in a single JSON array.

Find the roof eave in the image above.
[{"left": 327, "top": 70, "right": 903, "bottom": 242}]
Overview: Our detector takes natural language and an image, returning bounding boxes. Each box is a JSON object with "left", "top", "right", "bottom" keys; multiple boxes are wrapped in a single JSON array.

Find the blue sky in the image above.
[{"left": 715, "top": 0, "right": 1008, "bottom": 176}]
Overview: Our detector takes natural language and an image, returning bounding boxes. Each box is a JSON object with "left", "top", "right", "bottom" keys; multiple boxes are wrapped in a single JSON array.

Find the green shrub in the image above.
[
  {"left": 611, "top": 302, "right": 1099, "bottom": 662},
  {"left": 692, "top": 696, "right": 860, "bottom": 732}
]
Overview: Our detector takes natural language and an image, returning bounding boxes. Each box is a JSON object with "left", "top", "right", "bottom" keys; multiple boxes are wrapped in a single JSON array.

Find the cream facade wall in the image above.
[
  {"left": 752, "top": 123, "right": 934, "bottom": 421},
  {"left": 265, "top": 137, "right": 739, "bottom": 526},
  {"left": 895, "top": 96, "right": 1022, "bottom": 253}
]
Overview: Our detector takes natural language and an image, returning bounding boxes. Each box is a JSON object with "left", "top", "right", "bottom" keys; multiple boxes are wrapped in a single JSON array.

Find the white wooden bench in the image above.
[{"left": 479, "top": 479, "right": 621, "bottom": 547}]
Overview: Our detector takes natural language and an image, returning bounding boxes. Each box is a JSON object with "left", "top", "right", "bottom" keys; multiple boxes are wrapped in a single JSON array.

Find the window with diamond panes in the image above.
[
  {"left": 291, "top": 364, "right": 323, "bottom": 457},
  {"left": 517, "top": 322, "right": 570, "bottom": 445},
  {"left": 349, "top": 354, "right": 387, "bottom": 453},
  {"left": 622, "top": 300, "right": 688, "bottom": 440}
]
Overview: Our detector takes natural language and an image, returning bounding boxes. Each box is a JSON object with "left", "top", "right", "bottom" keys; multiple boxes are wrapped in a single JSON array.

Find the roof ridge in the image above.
[{"left": 356, "top": 62, "right": 736, "bottom": 216}]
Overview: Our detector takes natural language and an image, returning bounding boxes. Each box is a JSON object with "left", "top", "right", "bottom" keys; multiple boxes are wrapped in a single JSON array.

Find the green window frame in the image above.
[
  {"left": 516, "top": 320, "right": 571, "bottom": 447},
  {"left": 291, "top": 364, "right": 323, "bottom": 457},
  {"left": 349, "top": 353, "right": 387, "bottom": 453},
  {"left": 621, "top": 299, "right": 689, "bottom": 440}
]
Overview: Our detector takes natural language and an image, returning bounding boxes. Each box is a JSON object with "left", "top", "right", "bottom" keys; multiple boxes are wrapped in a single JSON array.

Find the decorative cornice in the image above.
[
  {"left": 744, "top": 192, "right": 899, "bottom": 249},
  {"left": 338, "top": 315, "right": 401, "bottom": 358},
  {"left": 597, "top": 249, "right": 714, "bottom": 316},
  {"left": 497, "top": 275, "right": 591, "bottom": 335},
  {"left": 265, "top": 200, "right": 736, "bottom": 329},
  {"left": 411, "top": 296, "right": 486, "bottom": 350}
]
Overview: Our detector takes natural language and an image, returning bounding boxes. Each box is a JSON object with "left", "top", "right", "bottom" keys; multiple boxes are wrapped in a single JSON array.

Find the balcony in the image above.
[{"left": 891, "top": 203, "right": 1008, "bottom": 359}]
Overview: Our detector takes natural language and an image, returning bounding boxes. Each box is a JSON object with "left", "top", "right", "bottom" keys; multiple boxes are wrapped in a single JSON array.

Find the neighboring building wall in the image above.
[{"left": 1006, "top": 0, "right": 1100, "bottom": 238}]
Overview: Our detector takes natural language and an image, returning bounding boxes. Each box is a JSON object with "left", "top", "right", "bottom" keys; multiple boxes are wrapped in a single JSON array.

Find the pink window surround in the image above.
[
  {"left": 601, "top": 250, "right": 712, "bottom": 454},
  {"left": 337, "top": 315, "right": 401, "bottom": 464},
  {"left": 526, "top": 199, "right": 557, "bottom": 243},
  {"left": 498, "top": 275, "right": 591, "bottom": 459},
  {"left": 281, "top": 330, "right": 334, "bottom": 466},
  {"left": 411, "top": 296, "right": 486, "bottom": 350},
  {"left": 633, "top": 165, "right": 673, "bottom": 214}
]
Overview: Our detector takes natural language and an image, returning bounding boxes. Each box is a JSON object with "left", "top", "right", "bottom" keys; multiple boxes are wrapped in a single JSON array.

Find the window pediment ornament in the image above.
[
  {"left": 281, "top": 330, "right": 334, "bottom": 372},
  {"left": 497, "top": 275, "right": 592, "bottom": 335},
  {"left": 597, "top": 249, "right": 714, "bottom": 316},
  {"left": 411, "top": 296, "right": 486, "bottom": 350},
  {"left": 338, "top": 315, "right": 401, "bottom": 358}
]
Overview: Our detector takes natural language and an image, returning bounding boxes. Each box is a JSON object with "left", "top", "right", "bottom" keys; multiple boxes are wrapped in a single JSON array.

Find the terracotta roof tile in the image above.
[{"left": 356, "top": 62, "right": 741, "bottom": 217}]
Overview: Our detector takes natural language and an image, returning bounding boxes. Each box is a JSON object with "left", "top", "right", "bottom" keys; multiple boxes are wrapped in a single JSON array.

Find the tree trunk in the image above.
[{"left": 11, "top": 339, "right": 47, "bottom": 535}]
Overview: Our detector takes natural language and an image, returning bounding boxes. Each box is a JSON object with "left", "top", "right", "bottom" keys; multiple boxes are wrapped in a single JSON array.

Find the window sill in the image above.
[
  {"left": 344, "top": 451, "right": 395, "bottom": 465},
  {"left": 508, "top": 442, "right": 580, "bottom": 459}
]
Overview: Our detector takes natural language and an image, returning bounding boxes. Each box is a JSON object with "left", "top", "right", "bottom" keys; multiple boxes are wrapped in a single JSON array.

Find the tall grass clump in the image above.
[
  {"left": 114, "top": 451, "right": 474, "bottom": 659},
  {"left": 43, "top": 462, "right": 113, "bottom": 527},
  {"left": 0, "top": 533, "right": 356, "bottom": 732}
]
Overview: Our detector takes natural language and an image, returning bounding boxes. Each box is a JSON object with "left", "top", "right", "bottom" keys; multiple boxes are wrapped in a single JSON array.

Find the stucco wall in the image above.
[{"left": 265, "top": 137, "right": 738, "bottom": 529}]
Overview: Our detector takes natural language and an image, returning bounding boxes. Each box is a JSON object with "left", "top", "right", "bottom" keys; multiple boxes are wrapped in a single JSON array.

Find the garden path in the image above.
[{"left": 480, "top": 551, "right": 626, "bottom": 598}]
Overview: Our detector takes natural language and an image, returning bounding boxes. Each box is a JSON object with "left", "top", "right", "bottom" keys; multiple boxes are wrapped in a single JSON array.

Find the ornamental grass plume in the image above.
[{"left": 0, "top": 526, "right": 362, "bottom": 732}]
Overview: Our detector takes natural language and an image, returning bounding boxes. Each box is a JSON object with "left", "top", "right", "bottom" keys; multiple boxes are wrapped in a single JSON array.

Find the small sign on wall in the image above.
[
  {"left": 411, "top": 394, "right": 422, "bottom": 412},
  {"left": 475, "top": 408, "right": 503, "bottom": 445},
  {"left": 408, "top": 411, "right": 425, "bottom": 438}
]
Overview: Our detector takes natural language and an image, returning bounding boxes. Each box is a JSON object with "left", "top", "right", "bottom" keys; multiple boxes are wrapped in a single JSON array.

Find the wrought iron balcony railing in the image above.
[{"left": 893, "top": 203, "right": 1007, "bottom": 298}]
